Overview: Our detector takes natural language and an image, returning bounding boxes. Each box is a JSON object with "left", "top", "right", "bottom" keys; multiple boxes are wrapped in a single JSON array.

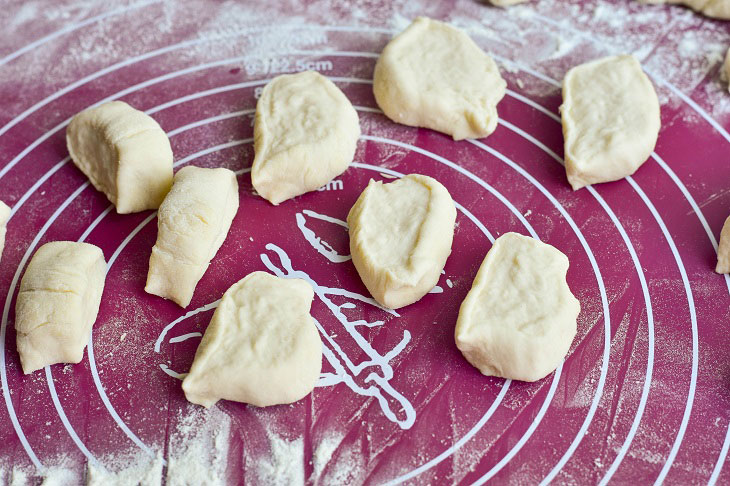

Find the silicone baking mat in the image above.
[{"left": 1, "top": 0, "right": 730, "bottom": 484}]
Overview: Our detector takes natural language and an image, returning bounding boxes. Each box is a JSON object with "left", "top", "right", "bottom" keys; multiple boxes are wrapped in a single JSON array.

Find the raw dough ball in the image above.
[
  {"left": 455, "top": 233, "right": 580, "bottom": 382},
  {"left": 373, "top": 17, "right": 506, "bottom": 141},
  {"left": 0, "top": 200, "right": 9, "bottom": 262},
  {"left": 145, "top": 166, "right": 239, "bottom": 308},
  {"left": 561, "top": 55, "right": 660, "bottom": 190},
  {"left": 641, "top": 0, "right": 730, "bottom": 19},
  {"left": 347, "top": 174, "right": 456, "bottom": 309},
  {"left": 66, "top": 101, "right": 173, "bottom": 214},
  {"left": 252, "top": 71, "right": 360, "bottom": 205},
  {"left": 15, "top": 241, "right": 106, "bottom": 374},
  {"left": 182, "top": 271, "right": 322, "bottom": 408},
  {"left": 489, "top": 0, "right": 528, "bottom": 6},
  {"left": 716, "top": 216, "right": 730, "bottom": 273}
]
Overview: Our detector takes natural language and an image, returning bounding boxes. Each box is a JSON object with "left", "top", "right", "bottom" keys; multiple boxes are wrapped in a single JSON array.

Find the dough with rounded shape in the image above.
[
  {"left": 0, "top": 200, "right": 9, "bottom": 262},
  {"left": 640, "top": 0, "right": 730, "bottom": 19},
  {"left": 561, "top": 55, "right": 660, "bottom": 190},
  {"left": 66, "top": 101, "right": 174, "bottom": 214},
  {"left": 15, "top": 241, "right": 106, "bottom": 374},
  {"left": 347, "top": 174, "right": 456, "bottom": 309},
  {"left": 145, "top": 166, "right": 239, "bottom": 308},
  {"left": 182, "top": 271, "right": 322, "bottom": 408},
  {"left": 716, "top": 216, "right": 730, "bottom": 273},
  {"left": 455, "top": 232, "right": 580, "bottom": 382},
  {"left": 252, "top": 71, "right": 360, "bottom": 205},
  {"left": 373, "top": 17, "right": 506, "bottom": 141}
]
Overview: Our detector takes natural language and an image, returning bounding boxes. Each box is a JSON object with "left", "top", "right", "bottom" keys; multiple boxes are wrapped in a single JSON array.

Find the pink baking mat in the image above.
[{"left": 1, "top": 0, "right": 730, "bottom": 484}]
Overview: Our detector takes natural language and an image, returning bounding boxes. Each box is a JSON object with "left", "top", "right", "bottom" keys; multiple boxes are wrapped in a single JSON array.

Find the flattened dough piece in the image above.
[
  {"left": 182, "top": 271, "right": 322, "bottom": 408},
  {"left": 561, "top": 55, "right": 660, "bottom": 190},
  {"left": 252, "top": 71, "right": 360, "bottom": 205},
  {"left": 716, "top": 216, "right": 730, "bottom": 273},
  {"left": 347, "top": 174, "right": 456, "bottom": 309},
  {"left": 373, "top": 17, "right": 506, "bottom": 141},
  {"left": 455, "top": 233, "right": 580, "bottom": 382},
  {"left": 0, "top": 200, "right": 9, "bottom": 262},
  {"left": 67, "top": 101, "right": 173, "bottom": 213},
  {"left": 640, "top": 0, "right": 730, "bottom": 19},
  {"left": 145, "top": 166, "right": 239, "bottom": 308},
  {"left": 15, "top": 241, "right": 106, "bottom": 374}
]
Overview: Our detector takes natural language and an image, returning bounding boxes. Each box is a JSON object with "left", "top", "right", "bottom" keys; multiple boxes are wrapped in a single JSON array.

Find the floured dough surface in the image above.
[
  {"left": 182, "top": 271, "right": 322, "bottom": 408},
  {"left": 145, "top": 166, "right": 239, "bottom": 308},
  {"left": 561, "top": 55, "right": 660, "bottom": 190},
  {"left": 455, "top": 233, "right": 580, "bottom": 382},
  {"left": 373, "top": 17, "right": 506, "bottom": 141},
  {"left": 252, "top": 71, "right": 360, "bottom": 205},
  {"left": 716, "top": 216, "right": 730, "bottom": 273},
  {"left": 641, "top": 0, "right": 730, "bottom": 19},
  {"left": 0, "top": 200, "right": 9, "bottom": 262},
  {"left": 66, "top": 101, "right": 174, "bottom": 214},
  {"left": 15, "top": 241, "right": 106, "bottom": 374},
  {"left": 347, "top": 174, "right": 456, "bottom": 309}
]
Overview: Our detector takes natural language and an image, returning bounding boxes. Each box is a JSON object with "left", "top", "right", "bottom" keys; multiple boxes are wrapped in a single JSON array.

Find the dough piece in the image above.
[
  {"left": 489, "top": 0, "right": 528, "bottom": 5},
  {"left": 15, "top": 241, "right": 106, "bottom": 374},
  {"left": 182, "top": 271, "right": 322, "bottom": 408},
  {"left": 716, "top": 216, "right": 730, "bottom": 273},
  {"left": 640, "top": 0, "right": 730, "bottom": 19},
  {"left": 145, "top": 166, "right": 239, "bottom": 308},
  {"left": 252, "top": 71, "right": 360, "bottom": 205},
  {"left": 455, "top": 233, "right": 580, "bottom": 382},
  {"left": 373, "top": 17, "right": 506, "bottom": 141},
  {"left": 561, "top": 55, "right": 660, "bottom": 190},
  {"left": 347, "top": 174, "right": 456, "bottom": 309},
  {"left": 0, "top": 200, "right": 10, "bottom": 262},
  {"left": 67, "top": 101, "right": 174, "bottom": 214},
  {"left": 724, "top": 47, "right": 730, "bottom": 92}
]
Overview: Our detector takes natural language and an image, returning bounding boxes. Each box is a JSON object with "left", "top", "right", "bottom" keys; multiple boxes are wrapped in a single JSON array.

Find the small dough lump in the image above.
[
  {"left": 561, "top": 55, "right": 660, "bottom": 190},
  {"left": 373, "top": 17, "right": 506, "bottom": 141},
  {"left": 347, "top": 174, "right": 456, "bottom": 309},
  {"left": 146, "top": 166, "right": 239, "bottom": 308},
  {"left": 66, "top": 101, "right": 174, "bottom": 213},
  {"left": 252, "top": 71, "right": 360, "bottom": 205},
  {"left": 716, "top": 216, "right": 730, "bottom": 273},
  {"left": 15, "top": 241, "right": 106, "bottom": 374},
  {"left": 182, "top": 271, "right": 322, "bottom": 408},
  {"left": 640, "top": 0, "right": 730, "bottom": 19},
  {"left": 455, "top": 233, "right": 580, "bottom": 382},
  {"left": 0, "top": 200, "right": 9, "bottom": 262}
]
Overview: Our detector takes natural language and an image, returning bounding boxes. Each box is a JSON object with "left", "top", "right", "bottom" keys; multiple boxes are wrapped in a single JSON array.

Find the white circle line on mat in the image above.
[
  {"left": 0, "top": 0, "right": 163, "bottom": 69},
  {"left": 496, "top": 118, "right": 656, "bottom": 486}
]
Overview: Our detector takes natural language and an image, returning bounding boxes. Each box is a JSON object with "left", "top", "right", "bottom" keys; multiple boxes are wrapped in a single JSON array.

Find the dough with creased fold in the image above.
[
  {"left": 252, "top": 71, "right": 360, "bottom": 205},
  {"left": 373, "top": 17, "right": 506, "bottom": 141},
  {"left": 182, "top": 271, "right": 322, "bottom": 408},
  {"left": 145, "top": 166, "right": 239, "bottom": 308},
  {"left": 455, "top": 232, "right": 580, "bottom": 382},
  {"left": 15, "top": 241, "right": 106, "bottom": 374},
  {"left": 561, "top": 55, "right": 660, "bottom": 190},
  {"left": 66, "top": 101, "right": 173, "bottom": 213},
  {"left": 347, "top": 174, "right": 456, "bottom": 309}
]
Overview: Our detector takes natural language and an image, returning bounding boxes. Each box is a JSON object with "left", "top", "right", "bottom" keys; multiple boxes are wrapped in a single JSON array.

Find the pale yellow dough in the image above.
[
  {"left": 252, "top": 71, "right": 360, "bottom": 205},
  {"left": 716, "top": 216, "right": 730, "bottom": 273},
  {"left": 373, "top": 17, "right": 506, "bottom": 141},
  {"left": 455, "top": 233, "right": 580, "bottom": 382},
  {"left": 182, "top": 271, "right": 322, "bottom": 408},
  {"left": 347, "top": 174, "right": 456, "bottom": 309},
  {"left": 641, "top": 0, "right": 730, "bottom": 19},
  {"left": 66, "top": 101, "right": 174, "bottom": 214},
  {"left": 15, "top": 241, "right": 106, "bottom": 374},
  {"left": 145, "top": 166, "right": 239, "bottom": 308},
  {"left": 0, "top": 201, "right": 9, "bottom": 262},
  {"left": 561, "top": 55, "right": 661, "bottom": 190},
  {"left": 489, "top": 0, "right": 528, "bottom": 5}
]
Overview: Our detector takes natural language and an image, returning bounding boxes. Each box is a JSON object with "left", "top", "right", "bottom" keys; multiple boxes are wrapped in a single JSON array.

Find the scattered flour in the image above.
[
  {"left": 86, "top": 450, "right": 163, "bottom": 486},
  {"left": 312, "top": 432, "right": 344, "bottom": 480},
  {"left": 255, "top": 432, "right": 304, "bottom": 486}
]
